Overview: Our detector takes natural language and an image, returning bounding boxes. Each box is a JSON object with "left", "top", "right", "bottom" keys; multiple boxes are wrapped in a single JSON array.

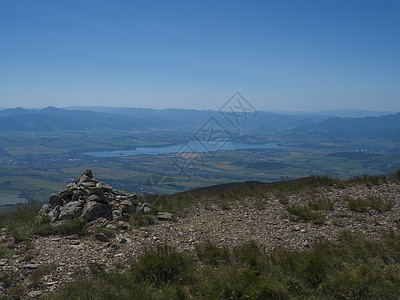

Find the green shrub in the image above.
[
  {"left": 347, "top": 197, "right": 369, "bottom": 212},
  {"left": 195, "top": 242, "right": 230, "bottom": 266},
  {"left": 0, "top": 245, "right": 11, "bottom": 259},
  {"left": 129, "top": 245, "right": 196, "bottom": 286},
  {"left": 285, "top": 205, "right": 326, "bottom": 224},
  {"left": 30, "top": 263, "right": 57, "bottom": 286},
  {"left": 308, "top": 197, "right": 334, "bottom": 211},
  {"left": 129, "top": 213, "right": 156, "bottom": 227},
  {"left": 46, "top": 232, "right": 400, "bottom": 299},
  {"left": 346, "top": 196, "right": 393, "bottom": 212}
]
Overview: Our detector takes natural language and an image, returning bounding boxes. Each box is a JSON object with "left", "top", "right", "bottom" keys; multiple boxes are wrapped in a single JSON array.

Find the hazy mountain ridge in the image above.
[
  {"left": 295, "top": 113, "right": 400, "bottom": 141},
  {"left": 1, "top": 107, "right": 398, "bottom": 137}
]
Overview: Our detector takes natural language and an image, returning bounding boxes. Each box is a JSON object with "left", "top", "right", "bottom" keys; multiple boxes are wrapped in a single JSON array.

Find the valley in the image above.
[{"left": 0, "top": 107, "right": 399, "bottom": 206}]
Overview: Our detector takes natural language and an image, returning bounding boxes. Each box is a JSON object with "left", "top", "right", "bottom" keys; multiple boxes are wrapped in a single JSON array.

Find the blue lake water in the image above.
[{"left": 83, "top": 141, "right": 284, "bottom": 157}]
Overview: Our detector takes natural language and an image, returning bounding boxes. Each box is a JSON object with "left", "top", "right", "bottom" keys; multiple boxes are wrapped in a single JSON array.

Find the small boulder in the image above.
[
  {"left": 80, "top": 181, "right": 96, "bottom": 188},
  {"left": 75, "top": 169, "right": 93, "bottom": 184},
  {"left": 86, "top": 194, "right": 106, "bottom": 202},
  {"left": 58, "top": 201, "right": 83, "bottom": 221},
  {"left": 49, "top": 193, "right": 62, "bottom": 206},
  {"left": 112, "top": 210, "right": 123, "bottom": 222},
  {"left": 82, "top": 202, "right": 111, "bottom": 221},
  {"left": 48, "top": 205, "right": 61, "bottom": 222},
  {"left": 158, "top": 212, "right": 173, "bottom": 221},
  {"left": 85, "top": 217, "right": 109, "bottom": 232},
  {"left": 96, "top": 182, "right": 112, "bottom": 191},
  {"left": 39, "top": 203, "right": 50, "bottom": 215}
]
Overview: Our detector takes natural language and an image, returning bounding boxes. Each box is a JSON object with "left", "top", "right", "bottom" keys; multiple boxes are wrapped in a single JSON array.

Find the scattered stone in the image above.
[
  {"left": 85, "top": 218, "right": 109, "bottom": 232},
  {"left": 115, "top": 234, "right": 128, "bottom": 243},
  {"left": 25, "top": 263, "right": 39, "bottom": 269},
  {"left": 116, "top": 221, "right": 129, "bottom": 229},
  {"left": 28, "top": 290, "right": 42, "bottom": 298},
  {"left": 0, "top": 259, "right": 8, "bottom": 266},
  {"left": 46, "top": 281, "right": 57, "bottom": 286},
  {"left": 64, "top": 234, "right": 79, "bottom": 240},
  {"left": 158, "top": 212, "right": 173, "bottom": 221}
]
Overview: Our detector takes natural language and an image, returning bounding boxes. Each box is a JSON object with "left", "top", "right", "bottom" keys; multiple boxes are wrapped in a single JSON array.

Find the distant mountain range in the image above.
[
  {"left": 0, "top": 107, "right": 399, "bottom": 142},
  {"left": 295, "top": 113, "right": 400, "bottom": 141}
]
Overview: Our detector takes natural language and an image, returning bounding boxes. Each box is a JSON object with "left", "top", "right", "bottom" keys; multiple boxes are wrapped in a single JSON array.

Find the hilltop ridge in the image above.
[{"left": 1, "top": 172, "right": 400, "bottom": 298}]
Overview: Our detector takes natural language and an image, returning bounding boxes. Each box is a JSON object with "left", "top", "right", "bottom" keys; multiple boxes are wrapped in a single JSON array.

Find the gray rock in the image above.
[
  {"left": 58, "top": 201, "right": 83, "bottom": 221},
  {"left": 130, "top": 197, "right": 139, "bottom": 206},
  {"left": 96, "top": 182, "right": 112, "bottom": 191},
  {"left": 0, "top": 259, "right": 8, "bottom": 266},
  {"left": 82, "top": 202, "right": 111, "bottom": 221},
  {"left": 86, "top": 218, "right": 109, "bottom": 232},
  {"left": 28, "top": 291, "right": 42, "bottom": 298},
  {"left": 136, "top": 204, "right": 145, "bottom": 213},
  {"left": 115, "top": 234, "right": 128, "bottom": 243},
  {"left": 48, "top": 205, "right": 61, "bottom": 222},
  {"left": 66, "top": 183, "right": 78, "bottom": 189},
  {"left": 80, "top": 181, "right": 96, "bottom": 188},
  {"left": 112, "top": 210, "right": 123, "bottom": 222},
  {"left": 0, "top": 281, "right": 4, "bottom": 291},
  {"left": 77, "top": 175, "right": 98, "bottom": 186},
  {"left": 73, "top": 189, "right": 84, "bottom": 197},
  {"left": 86, "top": 193, "right": 105, "bottom": 202},
  {"left": 89, "top": 187, "right": 103, "bottom": 194},
  {"left": 49, "top": 193, "right": 62, "bottom": 206},
  {"left": 39, "top": 204, "right": 50, "bottom": 215},
  {"left": 158, "top": 212, "right": 173, "bottom": 221},
  {"left": 121, "top": 200, "right": 134, "bottom": 213},
  {"left": 25, "top": 263, "right": 39, "bottom": 269},
  {"left": 143, "top": 207, "right": 151, "bottom": 214},
  {"left": 51, "top": 220, "right": 69, "bottom": 227}
]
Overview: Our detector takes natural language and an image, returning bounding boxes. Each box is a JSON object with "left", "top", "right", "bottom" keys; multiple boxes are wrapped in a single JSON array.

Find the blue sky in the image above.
[{"left": 0, "top": 0, "right": 399, "bottom": 111}]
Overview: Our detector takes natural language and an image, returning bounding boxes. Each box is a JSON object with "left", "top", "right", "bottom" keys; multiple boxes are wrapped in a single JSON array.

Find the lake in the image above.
[{"left": 83, "top": 141, "right": 284, "bottom": 157}]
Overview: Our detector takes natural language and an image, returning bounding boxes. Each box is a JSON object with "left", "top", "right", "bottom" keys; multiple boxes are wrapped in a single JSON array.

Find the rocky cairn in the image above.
[{"left": 40, "top": 169, "right": 150, "bottom": 226}]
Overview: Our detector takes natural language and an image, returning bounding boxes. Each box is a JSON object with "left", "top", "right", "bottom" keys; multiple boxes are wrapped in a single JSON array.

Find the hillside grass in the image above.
[
  {"left": 43, "top": 230, "right": 400, "bottom": 299},
  {"left": 0, "top": 201, "right": 87, "bottom": 243},
  {"left": 1, "top": 171, "right": 399, "bottom": 242},
  {"left": 143, "top": 171, "right": 400, "bottom": 215},
  {"left": 1, "top": 171, "right": 400, "bottom": 299}
]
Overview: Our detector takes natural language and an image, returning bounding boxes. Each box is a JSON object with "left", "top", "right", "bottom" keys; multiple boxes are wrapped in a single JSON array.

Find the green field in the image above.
[{"left": 0, "top": 128, "right": 399, "bottom": 206}]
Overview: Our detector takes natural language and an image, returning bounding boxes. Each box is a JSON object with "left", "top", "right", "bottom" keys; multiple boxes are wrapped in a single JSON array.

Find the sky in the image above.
[{"left": 0, "top": 0, "right": 399, "bottom": 111}]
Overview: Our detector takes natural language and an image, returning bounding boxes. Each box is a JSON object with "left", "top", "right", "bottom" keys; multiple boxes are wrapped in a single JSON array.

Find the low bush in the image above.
[
  {"left": 346, "top": 196, "right": 393, "bottom": 212},
  {"left": 47, "top": 231, "right": 400, "bottom": 299},
  {"left": 285, "top": 205, "right": 327, "bottom": 224},
  {"left": 129, "top": 212, "right": 156, "bottom": 227}
]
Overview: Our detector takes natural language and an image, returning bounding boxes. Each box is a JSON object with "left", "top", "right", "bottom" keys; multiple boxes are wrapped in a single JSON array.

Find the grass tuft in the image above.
[
  {"left": 346, "top": 196, "right": 394, "bottom": 212},
  {"left": 45, "top": 230, "right": 400, "bottom": 299},
  {"left": 285, "top": 205, "right": 327, "bottom": 224}
]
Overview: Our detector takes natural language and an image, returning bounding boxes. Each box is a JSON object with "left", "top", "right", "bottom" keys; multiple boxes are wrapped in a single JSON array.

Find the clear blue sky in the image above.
[{"left": 1, "top": 0, "right": 399, "bottom": 111}]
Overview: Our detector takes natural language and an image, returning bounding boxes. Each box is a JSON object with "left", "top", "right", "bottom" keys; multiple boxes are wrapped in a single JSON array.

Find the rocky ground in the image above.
[{"left": 1, "top": 182, "right": 400, "bottom": 299}]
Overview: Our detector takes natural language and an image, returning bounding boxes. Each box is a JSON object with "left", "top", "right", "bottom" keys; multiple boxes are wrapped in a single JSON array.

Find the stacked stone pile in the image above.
[{"left": 40, "top": 169, "right": 150, "bottom": 225}]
